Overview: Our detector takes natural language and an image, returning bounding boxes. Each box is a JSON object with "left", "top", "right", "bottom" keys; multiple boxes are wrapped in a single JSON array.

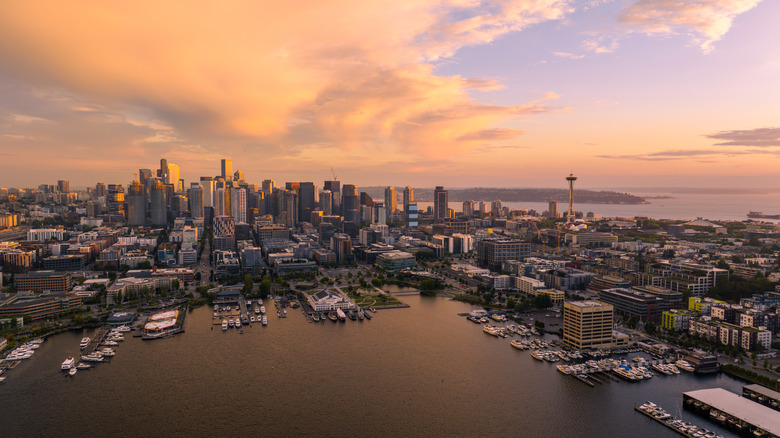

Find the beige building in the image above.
[{"left": 563, "top": 300, "right": 614, "bottom": 350}]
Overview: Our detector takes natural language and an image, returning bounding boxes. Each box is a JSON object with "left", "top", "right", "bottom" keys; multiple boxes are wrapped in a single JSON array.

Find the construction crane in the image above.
[
  {"left": 330, "top": 167, "right": 338, "bottom": 180},
  {"left": 531, "top": 221, "right": 546, "bottom": 254}
]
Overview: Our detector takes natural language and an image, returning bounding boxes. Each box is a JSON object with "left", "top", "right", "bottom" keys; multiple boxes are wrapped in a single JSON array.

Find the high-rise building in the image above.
[
  {"left": 548, "top": 201, "right": 558, "bottom": 219},
  {"left": 221, "top": 159, "right": 233, "bottom": 181},
  {"left": 403, "top": 186, "right": 413, "bottom": 214},
  {"left": 324, "top": 180, "right": 341, "bottom": 213},
  {"left": 230, "top": 187, "right": 246, "bottom": 223},
  {"left": 319, "top": 190, "right": 333, "bottom": 215},
  {"left": 262, "top": 179, "right": 275, "bottom": 194},
  {"left": 463, "top": 200, "right": 475, "bottom": 217},
  {"left": 384, "top": 186, "right": 397, "bottom": 222},
  {"left": 433, "top": 186, "right": 448, "bottom": 221},
  {"left": 406, "top": 202, "right": 418, "bottom": 228},
  {"left": 107, "top": 184, "right": 125, "bottom": 218},
  {"left": 299, "top": 182, "right": 316, "bottom": 223},
  {"left": 150, "top": 179, "right": 167, "bottom": 226},
  {"left": 189, "top": 183, "right": 204, "bottom": 218},
  {"left": 57, "top": 180, "right": 69, "bottom": 193},
  {"left": 139, "top": 169, "right": 153, "bottom": 203},
  {"left": 159, "top": 158, "right": 168, "bottom": 180},
  {"left": 94, "top": 182, "right": 106, "bottom": 199},
  {"left": 213, "top": 215, "right": 236, "bottom": 251},
  {"left": 342, "top": 184, "right": 359, "bottom": 224},
  {"left": 233, "top": 169, "right": 244, "bottom": 183},
  {"left": 491, "top": 200, "right": 502, "bottom": 217},
  {"left": 563, "top": 300, "right": 614, "bottom": 350},
  {"left": 214, "top": 188, "right": 226, "bottom": 217},
  {"left": 126, "top": 180, "right": 146, "bottom": 226},
  {"left": 166, "top": 163, "right": 180, "bottom": 188},
  {"left": 200, "top": 177, "right": 214, "bottom": 208},
  {"left": 284, "top": 189, "right": 298, "bottom": 228}
]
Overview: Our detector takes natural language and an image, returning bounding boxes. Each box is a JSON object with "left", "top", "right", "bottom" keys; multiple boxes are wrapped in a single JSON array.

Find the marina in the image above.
[{"left": 635, "top": 401, "right": 724, "bottom": 438}]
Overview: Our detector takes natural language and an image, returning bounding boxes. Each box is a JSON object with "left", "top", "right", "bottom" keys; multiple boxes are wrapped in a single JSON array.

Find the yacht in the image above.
[
  {"left": 229, "top": 319, "right": 235, "bottom": 327},
  {"left": 68, "top": 368, "right": 77, "bottom": 376},
  {"left": 255, "top": 305, "right": 261, "bottom": 315},
  {"left": 236, "top": 319, "right": 242, "bottom": 328},
  {"left": 76, "top": 362, "right": 91, "bottom": 370},
  {"left": 336, "top": 308, "right": 346, "bottom": 322},
  {"left": 61, "top": 357, "right": 75, "bottom": 370},
  {"left": 262, "top": 315, "right": 268, "bottom": 326},
  {"left": 311, "top": 313, "right": 320, "bottom": 322},
  {"left": 102, "top": 340, "right": 119, "bottom": 346},
  {"left": 115, "top": 326, "right": 131, "bottom": 333},
  {"left": 250, "top": 316, "right": 256, "bottom": 323},
  {"left": 260, "top": 306, "right": 266, "bottom": 315},
  {"left": 221, "top": 319, "right": 228, "bottom": 331},
  {"left": 80, "top": 337, "right": 90, "bottom": 349},
  {"left": 357, "top": 308, "right": 365, "bottom": 321}
]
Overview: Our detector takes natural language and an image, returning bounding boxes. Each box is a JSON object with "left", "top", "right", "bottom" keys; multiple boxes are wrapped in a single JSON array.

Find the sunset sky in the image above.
[{"left": 0, "top": 0, "right": 778, "bottom": 189}]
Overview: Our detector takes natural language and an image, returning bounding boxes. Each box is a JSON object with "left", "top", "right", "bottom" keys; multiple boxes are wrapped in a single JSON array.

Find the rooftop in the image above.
[{"left": 683, "top": 388, "right": 780, "bottom": 435}]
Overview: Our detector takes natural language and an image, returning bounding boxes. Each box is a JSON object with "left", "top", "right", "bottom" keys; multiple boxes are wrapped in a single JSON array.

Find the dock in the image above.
[{"left": 634, "top": 403, "right": 724, "bottom": 438}]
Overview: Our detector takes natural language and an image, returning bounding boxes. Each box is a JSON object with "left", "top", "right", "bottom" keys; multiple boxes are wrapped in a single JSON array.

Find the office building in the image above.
[
  {"left": 231, "top": 187, "right": 246, "bottom": 223},
  {"left": 214, "top": 188, "right": 226, "bottom": 217},
  {"left": 406, "top": 202, "right": 418, "bottom": 228},
  {"left": 299, "top": 182, "right": 317, "bottom": 223},
  {"left": 548, "top": 201, "right": 558, "bottom": 218},
  {"left": 57, "top": 180, "right": 69, "bottom": 193},
  {"left": 107, "top": 184, "right": 125, "bottom": 218},
  {"left": 342, "top": 184, "right": 359, "bottom": 224},
  {"left": 126, "top": 180, "right": 146, "bottom": 226},
  {"left": 319, "top": 190, "right": 333, "bottom": 215},
  {"left": 262, "top": 179, "right": 275, "bottom": 194},
  {"left": 597, "top": 288, "right": 667, "bottom": 322},
  {"left": 476, "top": 239, "right": 531, "bottom": 270},
  {"left": 403, "top": 186, "right": 413, "bottom": 215},
  {"left": 150, "top": 179, "right": 167, "bottom": 227},
  {"left": 15, "top": 271, "right": 72, "bottom": 293},
  {"left": 385, "top": 186, "right": 397, "bottom": 221},
  {"left": 221, "top": 159, "right": 233, "bottom": 181},
  {"left": 188, "top": 183, "right": 204, "bottom": 218},
  {"left": 213, "top": 216, "right": 236, "bottom": 251},
  {"left": 166, "top": 163, "right": 180, "bottom": 190},
  {"left": 463, "top": 200, "right": 475, "bottom": 217},
  {"left": 324, "top": 180, "right": 340, "bottom": 213},
  {"left": 200, "top": 177, "right": 215, "bottom": 208},
  {"left": 563, "top": 300, "right": 614, "bottom": 350},
  {"left": 433, "top": 186, "right": 448, "bottom": 221}
]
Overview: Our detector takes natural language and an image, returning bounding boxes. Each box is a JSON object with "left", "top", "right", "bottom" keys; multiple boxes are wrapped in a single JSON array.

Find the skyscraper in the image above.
[
  {"left": 126, "top": 180, "right": 146, "bottom": 226},
  {"left": 491, "top": 200, "right": 502, "bottom": 217},
  {"left": 233, "top": 169, "right": 244, "bottom": 183},
  {"left": 214, "top": 188, "right": 226, "bottom": 216},
  {"left": 319, "top": 190, "right": 332, "bottom": 215},
  {"left": 324, "top": 180, "right": 340, "bottom": 214},
  {"left": 433, "top": 186, "right": 448, "bottom": 221},
  {"left": 94, "top": 182, "right": 106, "bottom": 199},
  {"left": 548, "top": 201, "right": 558, "bottom": 219},
  {"left": 299, "top": 182, "right": 316, "bottom": 223},
  {"left": 159, "top": 158, "right": 168, "bottom": 180},
  {"left": 230, "top": 187, "right": 246, "bottom": 223},
  {"left": 57, "top": 180, "right": 69, "bottom": 193},
  {"left": 221, "top": 159, "right": 233, "bottom": 181},
  {"left": 107, "top": 184, "right": 125, "bottom": 218},
  {"left": 262, "top": 179, "right": 275, "bottom": 194},
  {"left": 200, "top": 177, "right": 214, "bottom": 208},
  {"left": 150, "top": 179, "right": 167, "bottom": 226},
  {"left": 384, "top": 186, "right": 396, "bottom": 222},
  {"left": 189, "top": 183, "right": 204, "bottom": 218},
  {"left": 342, "top": 184, "right": 359, "bottom": 224},
  {"left": 166, "top": 163, "right": 180, "bottom": 188},
  {"left": 403, "top": 186, "right": 413, "bottom": 213},
  {"left": 462, "top": 200, "right": 474, "bottom": 217}
]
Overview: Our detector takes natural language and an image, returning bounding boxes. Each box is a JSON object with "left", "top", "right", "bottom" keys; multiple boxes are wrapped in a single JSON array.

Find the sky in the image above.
[{"left": 0, "top": 0, "right": 778, "bottom": 190}]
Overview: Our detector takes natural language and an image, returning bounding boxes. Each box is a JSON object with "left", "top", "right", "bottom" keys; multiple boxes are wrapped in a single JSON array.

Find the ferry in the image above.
[
  {"left": 61, "top": 357, "right": 75, "bottom": 370},
  {"left": 80, "top": 337, "right": 90, "bottom": 349},
  {"left": 336, "top": 308, "right": 346, "bottom": 322},
  {"left": 221, "top": 320, "right": 228, "bottom": 331}
]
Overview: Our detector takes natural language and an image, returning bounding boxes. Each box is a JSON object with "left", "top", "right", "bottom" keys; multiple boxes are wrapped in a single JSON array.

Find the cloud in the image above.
[
  {"left": 552, "top": 51, "right": 586, "bottom": 59},
  {"left": 458, "top": 128, "right": 524, "bottom": 141},
  {"left": 617, "top": 0, "right": 763, "bottom": 53},
  {"left": 0, "top": 0, "right": 573, "bottom": 174},
  {"left": 705, "top": 127, "right": 780, "bottom": 147},
  {"left": 596, "top": 148, "right": 774, "bottom": 161}
]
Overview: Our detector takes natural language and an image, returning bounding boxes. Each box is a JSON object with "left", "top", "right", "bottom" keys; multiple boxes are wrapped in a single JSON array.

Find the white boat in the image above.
[
  {"left": 221, "top": 320, "right": 228, "bottom": 331},
  {"left": 250, "top": 316, "right": 256, "bottom": 323},
  {"left": 236, "top": 319, "right": 242, "bottom": 328},
  {"left": 102, "top": 340, "right": 118, "bottom": 346},
  {"left": 61, "top": 357, "right": 75, "bottom": 370},
  {"left": 229, "top": 319, "right": 234, "bottom": 327},
  {"left": 115, "top": 326, "right": 131, "bottom": 333},
  {"left": 260, "top": 306, "right": 266, "bottom": 315},
  {"left": 68, "top": 368, "right": 77, "bottom": 376},
  {"left": 262, "top": 316, "right": 268, "bottom": 326},
  {"left": 80, "top": 337, "right": 90, "bottom": 349},
  {"left": 76, "top": 362, "right": 91, "bottom": 370}
]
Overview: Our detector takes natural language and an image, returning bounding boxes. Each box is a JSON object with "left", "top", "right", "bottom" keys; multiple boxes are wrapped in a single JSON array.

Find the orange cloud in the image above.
[{"left": 0, "top": 0, "right": 570, "bottom": 161}]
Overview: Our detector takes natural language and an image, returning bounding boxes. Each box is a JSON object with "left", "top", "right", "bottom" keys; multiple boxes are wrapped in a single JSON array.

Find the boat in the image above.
[
  {"left": 260, "top": 306, "right": 266, "bottom": 315},
  {"left": 61, "top": 357, "right": 75, "bottom": 370},
  {"left": 336, "top": 308, "right": 346, "bottom": 322},
  {"left": 259, "top": 299, "right": 263, "bottom": 305},
  {"left": 236, "top": 319, "right": 242, "bottom": 328},
  {"left": 747, "top": 211, "right": 780, "bottom": 219},
  {"left": 510, "top": 339, "right": 526, "bottom": 350},
  {"left": 221, "top": 320, "right": 228, "bottom": 331},
  {"left": 76, "top": 362, "right": 91, "bottom": 370},
  {"left": 102, "top": 340, "right": 118, "bottom": 346},
  {"left": 115, "top": 326, "right": 131, "bottom": 333},
  {"left": 328, "top": 311, "right": 338, "bottom": 322},
  {"left": 483, "top": 325, "right": 500, "bottom": 337},
  {"left": 291, "top": 302, "right": 299, "bottom": 309},
  {"left": 254, "top": 306, "right": 261, "bottom": 315},
  {"left": 311, "top": 313, "right": 320, "bottom": 322},
  {"left": 347, "top": 309, "right": 357, "bottom": 321},
  {"left": 68, "top": 368, "right": 77, "bottom": 376},
  {"left": 99, "top": 349, "right": 116, "bottom": 357},
  {"left": 261, "top": 316, "right": 268, "bottom": 326},
  {"left": 239, "top": 330, "right": 245, "bottom": 334},
  {"left": 80, "top": 337, "right": 90, "bottom": 349},
  {"left": 357, "top": 308, "right": 365, "bottom": 321}
]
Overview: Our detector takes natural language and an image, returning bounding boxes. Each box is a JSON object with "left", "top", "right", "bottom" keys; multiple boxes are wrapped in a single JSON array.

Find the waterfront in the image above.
[
  {"left": 418, "top": 191, "right": 780, "bottom": 222},
  {"left": 1, "top": 295, "right": 743, "bottom": 437}
]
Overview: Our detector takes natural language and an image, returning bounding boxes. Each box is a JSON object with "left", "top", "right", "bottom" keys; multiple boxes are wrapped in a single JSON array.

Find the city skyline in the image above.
[{"left": 1, "top": 1, "right": 779, "bottom": 189}]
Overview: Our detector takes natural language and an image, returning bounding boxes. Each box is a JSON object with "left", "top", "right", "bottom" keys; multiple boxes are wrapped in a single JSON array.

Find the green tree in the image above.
[
  {"left": 534, "top": 293, "right": 552, "bottom": 309},
  {"left": 645, "top": 321, "right": 657, "bottom": 335},
  {"left": 258, "top": 277, "right": 271, "bottom": 298},
  {"left": 242, "top": 274, "right": 253, "bottom": 294},
  {"left": 506, "top": 297, "right": 516, "bottom": 310}
]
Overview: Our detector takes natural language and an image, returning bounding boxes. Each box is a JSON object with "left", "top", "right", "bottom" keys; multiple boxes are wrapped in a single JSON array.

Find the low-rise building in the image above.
[
  {"left": 375, "top": 251, "right": 416, "bottom": 272},
  {"left": 15, "top": 271, "right": 71, "bottom": 292},
  {"left": 0, "top": 292, "right": 82, "bottom": 320}
]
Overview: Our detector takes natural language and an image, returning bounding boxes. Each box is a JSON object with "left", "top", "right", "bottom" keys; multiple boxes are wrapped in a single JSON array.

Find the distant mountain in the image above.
[{"left": 360, "top": 187, "right": 646, "bottom": 204}]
